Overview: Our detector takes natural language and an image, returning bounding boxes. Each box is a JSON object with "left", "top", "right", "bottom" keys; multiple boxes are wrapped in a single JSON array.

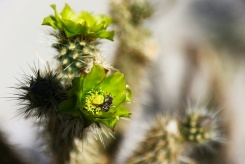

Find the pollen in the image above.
[
  {"left": 84, "top": 90, "right": 105, "bottom": 114},
  {"left": 92, "top": 94, "right": 104, "bottom": 105}
]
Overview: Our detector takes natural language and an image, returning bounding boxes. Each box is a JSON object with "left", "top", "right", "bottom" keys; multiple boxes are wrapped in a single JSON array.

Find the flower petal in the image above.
[
  {"left": 99, "top": 72, "right": 126, "bottom": 105},
  {"left": 83, "top": 65, "right": 106, "bottom": 92},
  {"left": 125, "top": 87, "right": 132, "bottom": 103},
  {"left": 50, "top": 4, "right": 63, "bottom": 29},
  {"left": 94, "top": 117, "right": 119, "bottom": 130},
  {"left": 60, "top": 3, "right": 77, "bottom": 20},
  {"left": 79, "top": 11, "right": 96, "bottom": 27},
  {"left": 115, "top": 106, "right": 131, "bottom": 118},
  {"left": 68, "top": 75, "right": 84, "bottom": 97},
  {"left": 94, "top": 15, "right": 113, "bottom": 27},
  {"left": 42, "top": 16, "right": 58, "bottom": 29},
  {"left": 97, "top": 31, "right": 114, "bottom": 41},
  {"left": 61, "top": 19, "right": 87, "bottom": 37}
]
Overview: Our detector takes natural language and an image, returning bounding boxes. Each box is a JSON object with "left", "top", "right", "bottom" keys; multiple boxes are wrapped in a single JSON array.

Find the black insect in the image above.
[{"left": 101, "top": 95, "right": 113, "bottom": 112}]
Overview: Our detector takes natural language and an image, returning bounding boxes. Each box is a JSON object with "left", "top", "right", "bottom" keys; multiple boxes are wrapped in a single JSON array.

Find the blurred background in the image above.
[{"left": 1, "top": 0, "right": 245, "bottom": 163}]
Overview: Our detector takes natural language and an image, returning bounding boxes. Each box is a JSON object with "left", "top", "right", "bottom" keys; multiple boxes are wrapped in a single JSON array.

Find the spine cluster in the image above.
[{"left": 127, "top": 104, "right": 223, "bottom": 164}]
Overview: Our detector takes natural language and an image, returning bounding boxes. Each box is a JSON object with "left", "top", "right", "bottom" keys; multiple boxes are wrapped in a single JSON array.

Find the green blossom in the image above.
[
  {"left": 42, "top": 4, "right": 114, "bottom": 40},
  {"left": 59, "top": 65, "right": 131, "bottom": 130}
]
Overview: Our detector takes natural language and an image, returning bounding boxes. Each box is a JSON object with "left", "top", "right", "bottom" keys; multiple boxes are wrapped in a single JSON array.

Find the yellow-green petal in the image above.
[
  {"left": 60, "top": 3, "right": 77, "bottom": 20},
  {"left": 42, "top": 4, "right": 114, "bottom": 40},
  {"left": 97, "top": 31, "right": 114, "bottom": 41},
  {"left": 50, "top": 4, "right": 63, "bottom": 29},
  {"left": 61, "top": 19, "right": 87, "bottom": 37},
  {"left": 42, "top": 16, "right": 58, "bottom": 29},
  {"left": 83, "top": 65, "right": 106, "bottom": 92},
  {"left": 94, "top": 117, "right": 119, "bottom": 130},
  {"left": 68, "top": 74, "right": 85, "bottom": 98},
  {"left": 115, "top": 106, "right": 131, "bottom": 118},
  {"left": 99, "top": 72, "right": 126, "bottom": 105}
]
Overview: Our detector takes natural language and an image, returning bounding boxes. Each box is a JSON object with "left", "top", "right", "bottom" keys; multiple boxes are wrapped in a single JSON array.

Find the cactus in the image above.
[
  {"left": 127, "top": 117, "right": 181, "bottom": 164},
  {"left": 179, "top": 107, "right": 221, "bottom": 147},
  {"left": 127, "top": 103, "right": 223, "bottom": 163},
  {"left": 42, "top": 4, "right": 114, "bottom": 83},
  {"left": 12, "top": 3, "right": 132, "bottom": 164},
  {"left": 110, "top": 0, "right": 157, "bottom": 97},
  {"left": 8, "top": 1, "right": 230, "bottom": 164}
]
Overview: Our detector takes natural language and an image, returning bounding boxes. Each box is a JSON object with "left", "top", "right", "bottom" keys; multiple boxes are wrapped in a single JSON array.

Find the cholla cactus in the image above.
[
  {"left": 127, "top": 103, "right": 223, "bottom": 163},
  {"left": 110, "top": 0, "right": 154, "bottom": 61},
  {"left": 124, "top": 0, "right": 153, "bottom": 25},
  {"left": 127, "top": 117, "right": 181, "bottom": 164},
  {"left": 70, "top": 128, "right": 110, "bottom": 164},
  {"left": 14, "top": 65, "right": 81, "bottom": 164},
  {"left": 179, "top": 108, "right": 220, "bottom": 147},
  {"left": 42, "top": 4, "right": 114, "bottom": 82},
  {"left": 110, "top": 0, "right": 157, "bottom": 98},
  {"left": 179, "top": 105, "right": 224, "bottom": 163},
  {"left": 13, "top": 3, "right": 132, "bottom": 164}
]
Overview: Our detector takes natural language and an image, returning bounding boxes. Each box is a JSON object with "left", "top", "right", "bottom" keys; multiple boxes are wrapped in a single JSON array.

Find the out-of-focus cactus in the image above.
[
  {"left": 127, "top": 103, "right": 223, "bottom": 163},
  {"left": 110, "top": 0, "right": 157, "bottom": 96},
  {"left": 127, "top": 117, "right": 181, "bottom": 164},
  {"left": 0, "top": 130, "right": 29, "bottom": 164},
  {"left": 70, "top": 129, "right": 111, "bottom": 164},
  {"left": 179, "top": 107, "right": 221, "bottom": 147}
]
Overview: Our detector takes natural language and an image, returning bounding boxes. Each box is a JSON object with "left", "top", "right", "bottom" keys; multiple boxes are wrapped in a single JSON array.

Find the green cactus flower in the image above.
[
  {"left": 59, "top": 64, "right": 131, "bottom": 130},
  {"left": 42, "top": 4, "right": 114, "bottom": 40}
]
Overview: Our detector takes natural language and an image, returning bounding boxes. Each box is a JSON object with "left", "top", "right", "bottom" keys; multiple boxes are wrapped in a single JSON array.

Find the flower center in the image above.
[
  {"left": 83, "top": 89, "right": 114, "bottom": 115},
  {"left": 92, "top": 94, "right": 104, "bottom": 105},
  {"left": 84, "top": 90, "right": 105, "bottom": 114}
]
